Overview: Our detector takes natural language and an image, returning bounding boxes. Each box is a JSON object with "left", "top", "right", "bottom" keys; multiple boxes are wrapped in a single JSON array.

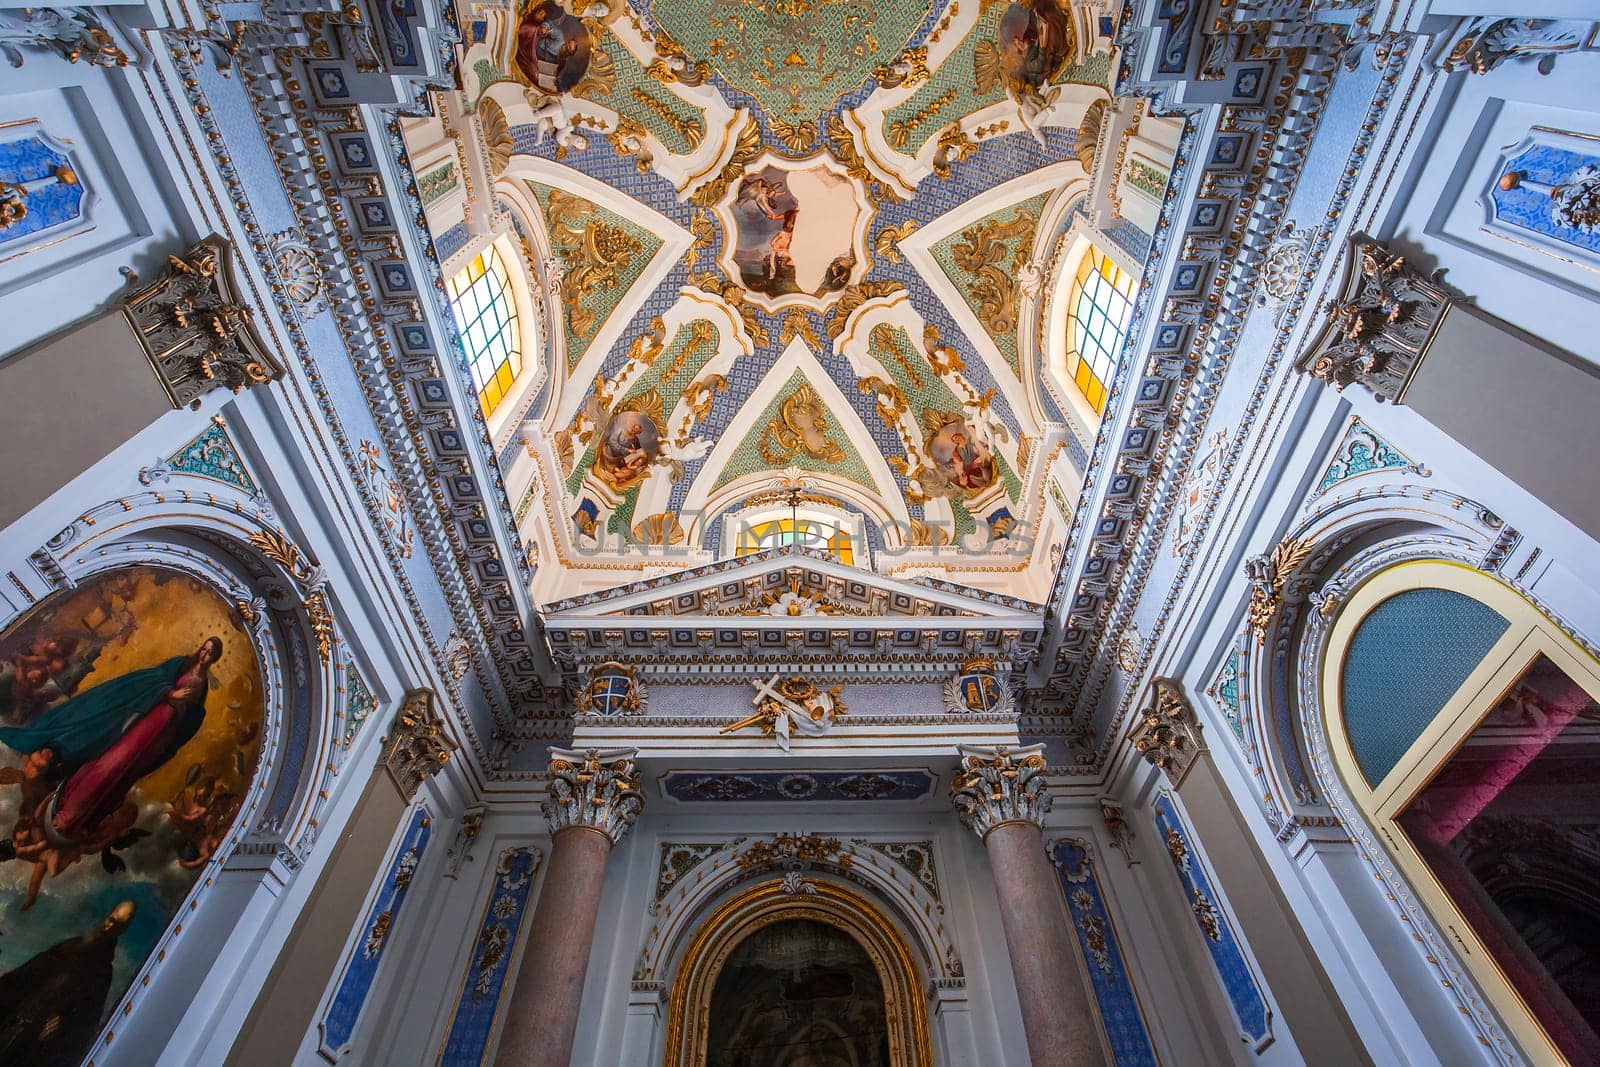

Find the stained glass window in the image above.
[
  {"left": 446, "top": 246, "right": 522, "bottom": 419},
  {"left": 736, "top": 517, "right": 853, "bottom": 565},
  {"left": 1064, "top": 245, "right": 1134, "bottom": 414}
]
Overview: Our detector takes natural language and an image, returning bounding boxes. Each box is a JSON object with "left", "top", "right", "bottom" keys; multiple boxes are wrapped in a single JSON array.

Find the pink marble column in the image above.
[
  {"left": 954, "top": 745, "right": 1107, "bottom": 1067},
  {"left": 495, "top": 749, "right": 642, "bottom": 1067}
]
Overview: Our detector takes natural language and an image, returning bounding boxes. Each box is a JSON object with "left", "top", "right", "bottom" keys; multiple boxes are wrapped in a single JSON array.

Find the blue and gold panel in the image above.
[
  {"left": 1490, "top": 129, "right": 1600, "bottom": 269},
  {"left": 319, "top": 806, "right": 433, "bottom": 1058},
  {"left": 0, "top": 120, "right": 92, "bottom": 256},
  {"left": 1151, "top": 794, "right": 1272, "bottom": 1050},
  {"left": 661, "top": 769, "right": 935, "bottom": 802},
  {"left": 439, "top": 847, "right": 542, "bottom": 1066},
  {"left": 1050, "top": 839, "right": 1159, "bottom": 1066}
]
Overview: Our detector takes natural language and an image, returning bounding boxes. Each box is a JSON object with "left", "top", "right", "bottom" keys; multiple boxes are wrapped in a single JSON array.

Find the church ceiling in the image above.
[{"left": 431, "top": 0, "right": 1119, "bottom": 584}]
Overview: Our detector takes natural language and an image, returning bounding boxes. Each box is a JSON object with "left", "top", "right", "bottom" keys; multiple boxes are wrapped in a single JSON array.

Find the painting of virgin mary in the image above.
[{"left": 0, "top": 566, "right": 264, "bottom": 1067}]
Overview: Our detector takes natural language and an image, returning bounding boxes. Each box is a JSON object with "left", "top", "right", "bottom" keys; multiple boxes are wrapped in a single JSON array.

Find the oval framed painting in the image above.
[{"left": 0, "top": 565, "right": 267, "bottom": 1065}]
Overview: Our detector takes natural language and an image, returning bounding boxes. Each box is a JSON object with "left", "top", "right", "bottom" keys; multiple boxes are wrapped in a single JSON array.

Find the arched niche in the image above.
[
  {"left": 3, "top": 489, "right": 345, "bottom": 1064},
  {"left": 662, "top": 877, "right": 933, "bottom": 1067},
  {"left": 1316, "top": 560, "right": 1600, "bottom": 1065},
  {"left": 1244, "top": 481, "right": 1515, "bottom": 837}
]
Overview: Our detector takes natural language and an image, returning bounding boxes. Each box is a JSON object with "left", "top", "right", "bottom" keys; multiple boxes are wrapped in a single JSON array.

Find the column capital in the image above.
[
  {"left": 1296, "top": 235, "right": 1453, "bottom": 403},
  {"left": 1130, "top": 678, "right": 1204, "bottom": 788},
  {"left": 379, "top": 689, "right": 454, "bottom": 801},
  {"left": 123, "top": 235, "right": 286, "bottom": 408},
  {"left": 543, "top": 747, "right": 643, "bottom": 844},
  {"left": 951, "top": 743, "right": 1050, "bottom": 839}
]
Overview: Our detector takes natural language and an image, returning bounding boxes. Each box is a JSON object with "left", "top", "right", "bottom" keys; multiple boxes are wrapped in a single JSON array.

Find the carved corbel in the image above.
[
  {"left": 379, "top": 689, "right": 455, "bottom": 801},
  {"left": 123, "top": 235, "right": 286, "bottom": 409},
  {"left": 1296, "top": 236, "right": 1453, "bottom": 403},
  {"left": 1130, "top": 679, "right": 1204, "bottom": 787}
]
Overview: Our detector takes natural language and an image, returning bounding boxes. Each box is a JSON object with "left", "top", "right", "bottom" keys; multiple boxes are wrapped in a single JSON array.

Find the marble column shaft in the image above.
[
  {"left": 954, "top": 745, "right": 1108, "bottom": 1067},
  {"left": 494, "top": 826, "right": 613, "bottom": 1067},
  {"left": 494, "top": 748, "right": 641, "bottom": 1067}
]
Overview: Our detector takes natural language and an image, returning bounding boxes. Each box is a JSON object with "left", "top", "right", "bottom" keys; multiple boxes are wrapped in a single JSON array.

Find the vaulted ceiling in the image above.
[{"left": 409, "top": 0, "right": 1155, "bottom": 599}]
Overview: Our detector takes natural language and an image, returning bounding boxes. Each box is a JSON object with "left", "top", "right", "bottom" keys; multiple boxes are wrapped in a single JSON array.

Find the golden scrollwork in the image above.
[
  {"left": 544, "top": 188, "right": 644, "bottom": 336},
  {"left": 931, "top": 123, "right": 976, "bottom": 180},
  {"left": 873, "top": 45, "right": 929, "bottom": 90},
  {"left": 688, "top": 270, "right": 771, "bottom": 347},
  {"left": 778, "top": 307, "right": 822, "bottom": 350},
  {"left": 759, "top": 384, "right": 846, "bottom": 464},
  {"left": 631, "top": 511, "right": 687, "bottom": 546},
  {"left": 874, "top": 219, "right": 918, "bottom": 265},
  {"left": 824, "top": 280, "right": 904, "bottom": 338},
  {"left": 736, "top": 832, "right": 851, "bottom": 872},
  {"left": 689, "top": 114, "right": 762, "bottom": 208},
  {"left": 629, "top": 85, "right": 705, "bottom": 149},
  {"left": 769, "top": 115, "right": 818, "bottom": 153},
  {"left": 950, "top": 208, "right": 1037, "bottom": 335}
]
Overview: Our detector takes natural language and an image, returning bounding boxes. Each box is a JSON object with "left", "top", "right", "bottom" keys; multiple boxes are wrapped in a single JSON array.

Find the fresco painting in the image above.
[
  {"left": 922, "top": 415, "right": 999, "bottom": 496},
  {"left": 512, "top": 0, "right": 593, "bottom": 95},
  {"left": 730, "top": 165, "right": 859, "bottom": 300},
  {"left": 0, "top": 566, "right": 266, "bottom": 1066}
]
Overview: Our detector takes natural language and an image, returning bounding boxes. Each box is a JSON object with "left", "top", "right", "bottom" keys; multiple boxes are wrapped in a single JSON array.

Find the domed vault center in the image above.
[{"left": 0, "top": 1, "right": 1597, "bottom": 1064}]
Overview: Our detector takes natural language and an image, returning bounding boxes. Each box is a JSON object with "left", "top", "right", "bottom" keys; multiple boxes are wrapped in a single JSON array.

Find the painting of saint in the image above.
[
  {"left": 729, "top": 166, "right": 859, "bottom": 301},
  {"left": 594, "top": 408, "right": 662, "bottom": 490},
  {"left": 0, "top": 566, "right": 265, "bottom": 1067},
  {"left": 512, "top": 0, "right": 592, "bottom": 95},
  {"left": 923, "top": 417, "right": 998, "bottom": 495},
  {"left": 978, "top": 0, "right": 1074, "bottom": 93}
]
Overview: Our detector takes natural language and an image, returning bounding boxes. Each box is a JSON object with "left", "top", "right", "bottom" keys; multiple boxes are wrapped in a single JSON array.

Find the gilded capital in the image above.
[
  {"left": 379, "top": 689, "right": 454, "bottom": 801},
  {"left": 1130, "top": 679, "right": 1204, "bottom": 787},
  {"left": 951, "top": 743, "right": 1051, "bottom": 839},
  {"left": 123, "top": 235, "right": 285, "bottom": 409},
  {"left": 544, "top": 747, "right": 643, "bottom": 845},
  {"left": 1296, "top": 236, "right": 1452, "bottom": 404}
]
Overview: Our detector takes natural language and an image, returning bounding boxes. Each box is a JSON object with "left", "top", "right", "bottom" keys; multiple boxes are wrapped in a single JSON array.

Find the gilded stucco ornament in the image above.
[
  {"left": 543, "top": 747, "right": 643, "bottom": 844},
  {"left": 0, "top": 7, "right": 130, "bottom": 67},
  {"left": 720, "top": 675, "right": 846, "bottom": 751},
  {"left": 379, "top": 689, "right": 456, "bottom": 802},
  {"left": 1435, "top": 17, "right": 1597, "bottom": 76},
  {"left": 1130, "top": 679, "right": 1204, "bottom": 787},
  {"left": 1244, "top": 536, "right": 1316, "bottom": 638},
  {"left": 123, "top": 235, "right": 285, "bottom": 409},
  {"left": 1297, "top": 237, "right": 1452, "bottom": 403},
  {"left": 944, "top": 659, "right": 1013, "bottom": 715},
  {"left": 951, "top": 743, "right": 1050, "bottom": 838}
]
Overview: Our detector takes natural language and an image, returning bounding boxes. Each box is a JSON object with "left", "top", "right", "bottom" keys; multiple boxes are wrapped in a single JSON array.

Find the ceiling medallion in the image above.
[{"left": 712, "top": 152, "right": 873, "bottom": 312}]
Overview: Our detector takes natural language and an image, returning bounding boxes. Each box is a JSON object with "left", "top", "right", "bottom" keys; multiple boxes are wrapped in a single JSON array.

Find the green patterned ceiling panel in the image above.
[
  {"left": 526, "top": 180, "right": 664, "bottom": 369},
  {"left": 651, "top": 0, "right": 928, "bottom": 124},
  {"left": 930, "top": 192, "right": 1049, "bottom": 379},
  {"left": 712, "top": 368, "right": 879, "bottom": 493}
]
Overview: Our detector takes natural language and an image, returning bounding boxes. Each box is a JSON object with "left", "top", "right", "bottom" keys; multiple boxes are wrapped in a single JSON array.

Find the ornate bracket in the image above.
[
  {"left": 544, "top": 747, "right": 643, "bottom": 844},
  {"left": 379, "top": 689, "right": 455, "bottom": 802},
  {"left": 0, "top": 7, "right": 131, "bottom": 68},
  {"left": 123, "top": 235, "right": 285, "bottom": 408},
  {"left": 1297, "top": 236, "right": 1453, "bottom": 403},
  {"left": 951, "top": 743, "right": 1050, "bottom": 839},
  {"left": 1244, "top": 536, "right": 1318, "bottom": 639},
  {"left": 1130, "top": 679, "right": 1204, "bottom": 788}
]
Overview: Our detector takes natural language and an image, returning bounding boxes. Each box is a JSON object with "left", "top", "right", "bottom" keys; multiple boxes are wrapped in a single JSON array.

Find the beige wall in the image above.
[
  {"left": 225, "top": 769, "right": 408, "bottom": 1066},
  {"left": 0, "top": 311, "right": 170, "bottom": 530}
]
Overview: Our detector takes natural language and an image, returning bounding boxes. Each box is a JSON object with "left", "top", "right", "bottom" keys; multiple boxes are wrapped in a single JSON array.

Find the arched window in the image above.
[
  {"left": 1324, "top": 563, "right": 1600, "bottom": 1064},
  {"left": 1064, "top": 245, "right": 1134, "bottom": 414},
  {"left": 446, "top": 245, "right": 522, "bottom": 419},
  {"left": 735, "top": 516, "right": 854, "bottom": 565}
]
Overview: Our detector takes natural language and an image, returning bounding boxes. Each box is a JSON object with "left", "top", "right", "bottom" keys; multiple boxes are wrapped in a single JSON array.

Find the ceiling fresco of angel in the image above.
[{"left": 409, "top": 0, "right": 1179, "bottom": 597}]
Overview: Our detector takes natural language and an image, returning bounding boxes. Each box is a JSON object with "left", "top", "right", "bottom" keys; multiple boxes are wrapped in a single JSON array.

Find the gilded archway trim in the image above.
[{"left": 663, "top": 877, "right": 933, "bottom": 1066}]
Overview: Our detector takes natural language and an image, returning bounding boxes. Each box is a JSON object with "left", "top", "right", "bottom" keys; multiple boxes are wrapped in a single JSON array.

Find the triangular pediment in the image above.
[{"left": 543, "top": 548, "right": 1042, "bottom": 622}]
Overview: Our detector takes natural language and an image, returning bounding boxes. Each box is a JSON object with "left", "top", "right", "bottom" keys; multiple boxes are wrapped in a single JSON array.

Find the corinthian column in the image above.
[
  {"left": 953, "top": 744, "right": 1107, "bottom": 1067},
  {"left": 495, "top": 748, "right": 642, "bottom": 1067}
]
